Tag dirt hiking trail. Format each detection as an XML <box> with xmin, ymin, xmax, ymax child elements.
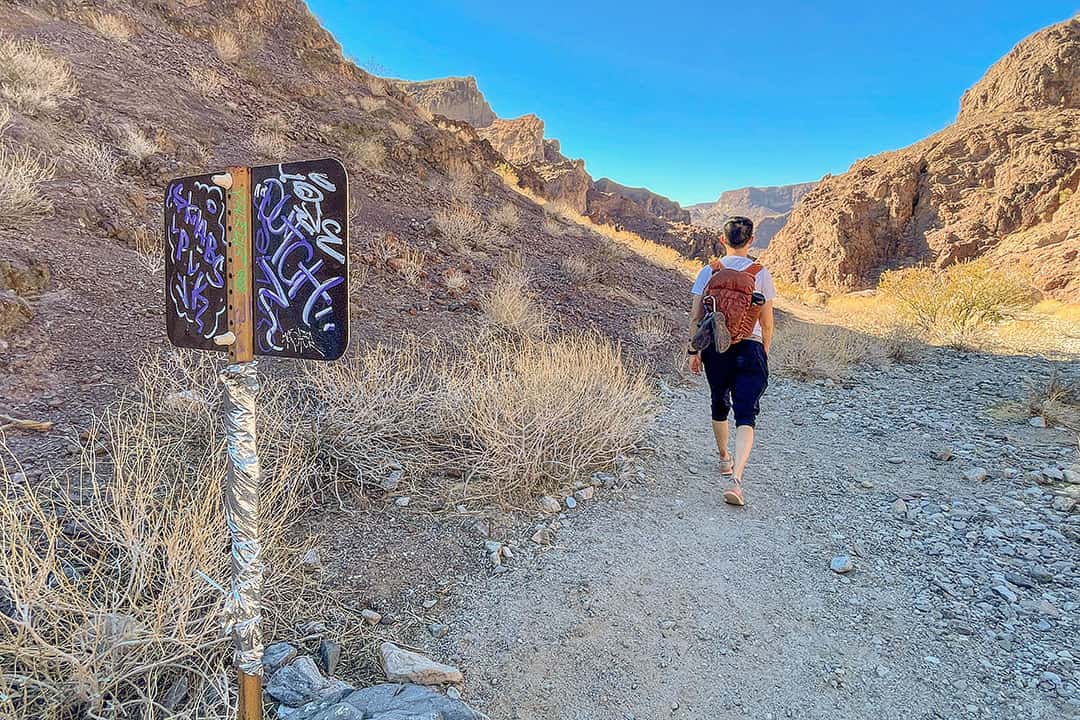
<box><xmin>439</xmin><ymin>350</ymin><xmax>1078</xmax><ymax>720</ymax></box>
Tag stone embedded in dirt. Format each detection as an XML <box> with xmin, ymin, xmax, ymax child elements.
<box><xmin>830</xmin><ymin>556</ymin><xmax>854</xmax><ymax>574</ymax></box>
<box><xmin>428</xmin><ymin>623</ymin><xmax>449</xmax><ymax>638</ymax></box>
<box><xmin>887</xmin><ymin>456</ymin><xmax>904</xmax><ymax>464</ymax></box>
<box><xmin>1028</xmin><ymin>416</ymin><xmax>1047</xmax><ymax>428</ymax></box>
<box><xmin>565</xmin><ymin>496</ymin><xmax>577</xmax><ymax>509</ymax></box>
<box><xmin>394</xmin><ymin>496</ymin><xmax>411</xmax><ymax>506</ymax></box>
<box><xmin>575</xmin><ymin>487</ymin><xmax>595</xmax><ymax>502</ymax></box>
<box><xmin>531</xmin><ymin>526</ymin><xmax>554</xmax><ymax>546</ymax></box>
<box><xmin>992</xmin><ymin>585</ymin><xmax>1018</xmax><ymax>604</ymax></box>
<box><xmin>422</xmin><ymin>599</ymin><xmax>438</xmax><ymax>609</ymax></box>
<box><xmin>381</xmin><ymin>469</ymin><xmax>403</xmax><ymax>492</ymax></box>
<box><xmin>483</xmin><ymin>540</ymin><xmax>502</xmax><ymax>554</ymax></box>
<box><xmin>538</xmin><ymin>496</ymin><xmax>562</xmax><ymax>514</ymax></box>
<box><xmin>380</xmin><ymin>642</ymin><xmax>464</xmax><ymax>685</ymax></box>
<box><xmin>499</xmin><ymin>545</ymin><xmax>513</xmax><ymax>560</ymax></box>
<box><xmin>318</xmin><ymin>639</ymin><xmax>342</xmax><ymax>676</ymax></box>
<box><xmin>962</xmin><ymin>468</ymin><xmax>988</xmax><ymax>482</ymax></box>
<box><xmin>266</xmin><ymin>656</ymin><xmax>352</xmax><ymax>708</ymax></box>
<box><xmin>931</xmin><ymin>448</ymin><xmax>954</xmax><ymax>462</ymax></box>
<box><xmin>302</xmin><ymin>548</ymin><xmax>321</xmax><ymax>569</ymax></box>
<box><xmin>1041</xmin><ymin>467</ymin><xmax>1065</xmax><ymax>482</ymax></box>
<box><xmin>1052</xmin><ymin>495</ymin><xmax>1077</xmax><ymax>513</ymax></box>
<box><xmin>263</xmin><ymin>642</ymin><xmax>299</xmax><ymax>675</ymax></box>
<box><xmin>1064</xmin><ymin>469</ymin><xmax>1080</xmax><ymax>484</ymax></box>
<box><xmin>361</xmin><ymin>609</ymin><xmax>383</xmax><ymax>625</ymax></box>
<box><xmin>891</xmin><ymin>498</ymin><xmax>908</xmax><ymax>515</ymax></box>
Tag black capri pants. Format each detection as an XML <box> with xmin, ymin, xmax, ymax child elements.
<box><xmin>701</xmin><ymin>339</ymin><xmax>768</xmax><ymax>427</ymax></box>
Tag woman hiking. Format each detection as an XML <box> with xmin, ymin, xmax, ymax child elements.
<box><xmin>687</xmin><ymin>216</ymin><xmax>776</xmax><ymax>506</ymax></box>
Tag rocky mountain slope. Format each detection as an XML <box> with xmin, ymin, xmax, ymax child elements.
<box><xmin>764</xmin><ymin>16</ymin><xmax>1080</xmax><ymax>301</ymax></box>
<box><xmin>399</xmin><ymin>76</ymin><xmax>720</xmax><ymax>257</ymax></box>
<box><xmin>689</xmin><ymin>181</ymin><xmax>816</xmax><ymax>248</ymax></box>
<box><xmin>0</xmin><ymin>0</ymin><xmax>691</xmax><ymax>434</ymax></box>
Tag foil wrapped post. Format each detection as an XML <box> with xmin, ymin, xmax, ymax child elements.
<box><xmin>220</xmin><ymin>361</ymin><xmax>264</xmax><ymax>676</ymax></box>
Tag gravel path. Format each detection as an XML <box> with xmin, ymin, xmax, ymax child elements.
<box><xmin>444</xmin><ymin>351</ymin><xmax>1079</xmax><ymax>720</ymax></box>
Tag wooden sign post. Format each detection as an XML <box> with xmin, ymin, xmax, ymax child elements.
<box><xmin>164</xmin><ymin>158</ymin><xmax>349</xmax><ymax>720</ymax></box>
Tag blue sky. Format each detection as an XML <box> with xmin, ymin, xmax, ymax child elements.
<box><xmin>307</xmin><ymin>1</ymin><xmax>1077</xmax><ymax>206</ymax></box>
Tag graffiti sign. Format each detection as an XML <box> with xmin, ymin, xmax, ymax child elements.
<box><xmin>251</xmin><ymin>159</ymin><xmax>348</xmax><ymax>360</ymax></box>
<box><xmin>164</xmin><ymin>158</ymin><xmax>349</xmax><ymax>361</ymax></box>
<box><xmin>164</xmin><ymin>173</ymin><xmax>229</xmax><ymax>352</ymax></box>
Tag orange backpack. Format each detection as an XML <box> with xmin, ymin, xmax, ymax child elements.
<box><xmin>702</xmin><ymin>259</ymin><xmax>764</xmax><ymax>348</ymax></box>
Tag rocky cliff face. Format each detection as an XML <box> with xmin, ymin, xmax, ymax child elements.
<box><xmin>592</xmin><ymin>179</ymin><xmax>690</xmax><ymax>223</ymax></box>
<box><xmin>477</xmin><ymin>114</ymin><xmax>546</xmax><ymax>165</ymax></box>
<box><xmin>393</xmin><ymin>76</ymin><xmax>497</xmax><ymax>127</ymax></box>
<box><xmin>764</xmin><ymin>16</ymin><xmax>1080</xmax><ymax>300</ymax></box>
<box><xmin>689</xmin><ymin>182</ymin><xmax>816</xmax><ymax>248</ymax></box>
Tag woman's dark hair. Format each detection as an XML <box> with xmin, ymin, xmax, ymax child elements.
<box><xmin>722</xmin><ymin>216</ymin><xmax>754</xmax><ymax>248</ymax></box>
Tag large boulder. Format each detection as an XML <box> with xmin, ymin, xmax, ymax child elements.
<box><xmin>379</xmin><ymin>642</ymin><xmax>464</xmax><ymax>686</ymax></box>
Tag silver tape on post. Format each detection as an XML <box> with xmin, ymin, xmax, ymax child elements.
<box><xmin>220</xmin><ymin>361</ymin><xmax>264</xmax><ymax>676</ymax></box>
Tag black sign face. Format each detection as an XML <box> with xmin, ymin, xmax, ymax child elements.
<box><xmin>250</xmin><ymin>158</ymin><xmax>349</xmax><ymax>361</ymax></box>
<box><xmin>164</xmin><ymin>159</ymin><xmax>349</xmax><ymax>361</ymax></box>
<box><xmin>164</xmin><ymin>173</ymin><xmax>229</xmax><ymax>352</ymax></box>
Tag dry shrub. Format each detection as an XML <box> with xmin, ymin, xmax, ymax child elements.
<box><xmin>347</xmin><ymin>137</ymin><xmax>384</xmax><ymax>171</ymax></box>
<box><xmin>393</xmin><ymin>245</ymin><xmax>424</xmax><ymax>287</ymax></box>
<box><xmin>0</xmin><ymin>352</ymin><xmax>314</xmax><ymax>719</ymax></box>
<box><xmin>387</xmin><ymin>119</ymin><xmax>413</xmax><ymax>141</ymax></box>
<box><xmin>66</xmin><ymin>137</ymin><xmax>120</xmax><ymax>183</ymax></box>
<box><xmin>0</xmin><ymin>144</ymin><xmax>54</xmax><ymax>224</ymax></box>
<box><xmin>1025</xmin><ymin>370</ymin><xmax>1080</xmax><ymax>430</ymax></box>
<box><xmin>482</xmin><ymin>267</ymin><xmax>545</xmax><ymax>338</ymax></box>
<box><xmin>0</xmin><ymin>105</ymin><xmax>10</xmax><ymax>135</ymax></box>
<box><xmin>251</xmin><ymin>128</ymin><xmax>288</xmax><ymax>160</ymax></box>
<box><xmin>211</xmin><ymin>29</ymin><xmax>241</xmax><ymax>63</ymax></box>
<box><xmin>119</xmin><ymin>125</ymin><xmax>159</xmax><ymax>163</ymax></box>
<box><xmin>543</xmin><ymin>214</ymin><xmax>566</xmax><ymax>238</ymax></box>
<box><xmin>445</xmin><ymin>334</ymin><xmax>656</xmax><ymax>500</ymax></box>
<box><xmin>89</xmin><ymin>13</ymin><xmax>134</xmax><ymax>42</ymax></box>
<box><xmin>0</xmin><ymin>36</ymin><xmax>76</xmax><ymax>115</ymax></box>
<box><xmin>433</xmin><ymin>204</ymin><xmax>492</xmax><ymax>252</ymax></box>
<box><xmin>358</xmin><ymin>95</ymin><xmax>384</xmax><ymax>113</ymax></box>
<box><xmin>189</xmin><ymin>67</ymin><xmax>227</xmax><ymax>97</ymax></box>
<box><xmin>879</xmin><ymin>260</ymin><xmax>1034</xmax><ymax>346</ymax></box>
<box><xmin>633</xmin><ymin>312</ymin><xmax>671</xmax><ymax>351</ymax></box>
<box><xmin>301</xmin><ymin>333</ymin><xmax>656</xmax><ymax>503</ymax></box>
<box><xmin>770</xmin><ymin>320</ymin><xmax>884</xmax><ymax>381</ymax></box>
<box><xmin>561</xmin><ymin>256</ymin><xmax>599</xmax><ymax>286</ymax></box>
<box><xmin>491</xmin><ymin>202</ymin><xmax>518</xmax><ymax>232</ymax></box>
<box><xmin>446</xmin><ymin>162</ymin><xmax>474</xmax><ymax>202</ymax></box>
<box><xmin>369</xmin><ymin>232</ymin><xmax>404</xmax><ymax>263</ymax></box>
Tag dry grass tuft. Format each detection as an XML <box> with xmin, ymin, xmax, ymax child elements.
<box><xmin>543</xmin><ymin>214</ymin><xmax>566</xmax><ymax>238</ymax></box>
<box><xmin>0</xmin><ymin>104</ymin><xmax>12</xmax><ymax>135</ymax></box>
<box><xmin>770</xmin><ymin>320</ymin><xmax>885</xmax><ymax>381</ymax></box>
<box><xmin>359</xmin><ymin>95</ymin><xmax>385</xmax><ymax>113</ymax></box>
<box><xmin>1025</xmin><ymin>370</ymin><xmax>1080</xmax><ymax>430</ymax></box>
<box><xmin>189</xmin><ymin>67</ymin><xmax>227</xmax><ymax>97</ymax></box>
<box><xmin>444</xmin><ymin>268</ymin><xmax>469</xmax><ymax>295</ymax></box>
<box><xmin>89</xmin><ymin>13</ymin><xmax>134</xmax><ymax>42</ymax></box>
<box><xmin>387</xmin><ymin>119</ymin><xmax>413</xmax><ymax>142</ymax></box>
<box><xmin>211</xmin><ymin>29</ymin><xmax>241</xmax><ymax>63</ymax></box>
<box><xmin>433</xmin><ymin>204</ymin><xmax>488</xmax><ymax>252</ymax></box>
<box><xmin>119</xmin><ymin>125</ymin><xmax>159</xmax><ymax>163</ymax></box>
<box><xmin>0</xmin><ymin>144</ymin><xmax>54</xmax><ymax>224</ymax></box>
<box><xmin>491</xmin><ymin>202</ymin><xmax>518</xmax><ymax>232</ymax></box>
<box><xmin>482</xmin><ymin>267</ymin><xmax>545</xmax><ymax>338</ymax></box>
<box><xmin>633</xmin><ymin>313</ymin><xmax>671</xmax><ymax>351</ymax></box>
<box><xmin>346</xmin><ymin>137</ymin><xmax>384</xmax><ymax>171</ymax></box>
<box><xmin>0</xmin><ymin>36</ymin><xmax>76</xmax><ymax>115</ymax></box>
<box><xmin>393</xmin><ymin>245</ymin><xmax>424</xmax><ymax>287</ymax></box>
<box><xmin>561</xmin><ymin>256</ymin><xmax>600</xmax><ymax>286</ymax></box>
<box><xmin>251</xmin><ymin>128</ymin><xmax>288</xmax><ymax>160</ymax></box>
<box><xmin>66</xmin><ymin>137</ymin><xmax>121</xmax><ymax>183</ymax></box>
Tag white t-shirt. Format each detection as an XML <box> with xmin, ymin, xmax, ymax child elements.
<box><xmin>691</xmin><ymin>256</ymin><xmax>777</xmax><ymax>341</ymax></box>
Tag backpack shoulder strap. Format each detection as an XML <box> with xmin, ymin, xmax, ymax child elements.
<box><xmin>743</xmin><ymin>262</ymin><xmax>763</xmax><ymax>276</ymax></box>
